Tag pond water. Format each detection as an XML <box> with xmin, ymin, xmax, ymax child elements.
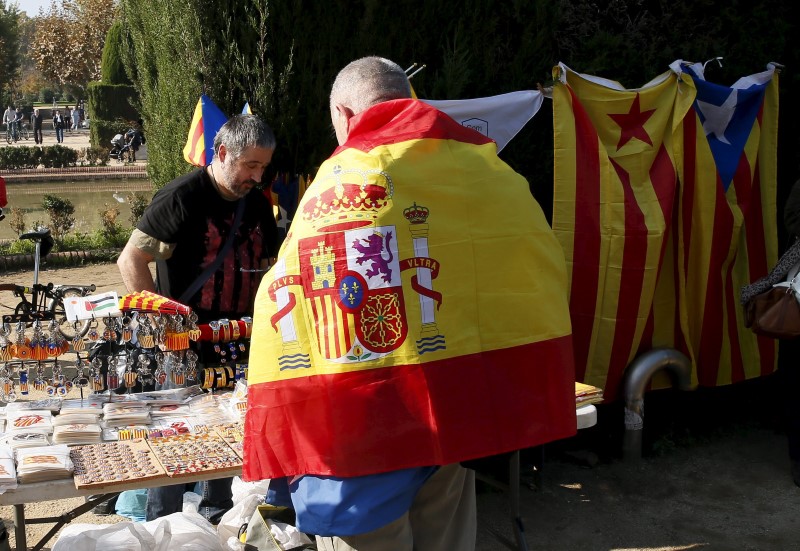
<box><xmin>2</xmin><ymin>180</ymin><xmax>154</xmax><ymax>241</ymax></box>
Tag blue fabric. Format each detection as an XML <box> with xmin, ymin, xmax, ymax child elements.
<box><xmin>115</xmin><ymin>489</ymin><xmax>148</xmax><ymax>522</ymax></box>
<box><xmin>683</xmin><ymin>64</ymin><xmax>769</xmax><ymax>192</ymax></box>
<box><xmin>267</xmin><ymin>467</ymin><xmax>437</xmax><ymax>536</ymax></box>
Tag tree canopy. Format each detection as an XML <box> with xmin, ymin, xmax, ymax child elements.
<box><xmin>119</xmin><ymin>0</ymin><xmax>800</xmax><ymax>206</ymax></box>
<box><xmin>28</xmin><ymin>0</ymin><xmax>118</xmax><ymax>95</ymax></box>
<box><xmin>0</xmin><ymin>0</ymin><xmax>22</xmax><ymax>106</ymax></box>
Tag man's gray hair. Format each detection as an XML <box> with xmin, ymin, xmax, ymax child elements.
<box><xmin>330</xmin><ymin>56</ymin><xmax>412</xmax><ymax>114</ymax></box>
<box><xmin>213</xmin><ymin>114</ymin><xmax>276</xmax><ymax>158</ymax></box>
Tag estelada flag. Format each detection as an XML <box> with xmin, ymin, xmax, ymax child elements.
<box><xmin>551</xmin><ymin>63</ymin><xmax>694</xmax><ymax>400</ymax></box>
<box><xmin>672</xmin><ymin>61</ymin><xmax>779</xmax><ymax>386</ymax></box>
<box><xmin>244</xmin><ymin>99</ymin><xmax>576</xmax><ymax>480</ymax></box>
<box><xmin>182</xmin><ymin>95</ymin><xmax>228</xmax><ymax>166</ymax></box>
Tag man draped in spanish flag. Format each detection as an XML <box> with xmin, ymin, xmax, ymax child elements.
<box><xmin>245</xmin><ymin>57</ymin><xmax>575</xmax><ymax>549</ymax></box>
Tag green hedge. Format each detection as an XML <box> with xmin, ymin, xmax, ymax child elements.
<box><xmin>0</xmin><ymin>145</ymin><xmax>79</xmax><ymax>169</ymax></box>
<box><xmin>86</xmin><ymin>82</ymin><xmax>139</xmax><ymax>148</ymax></box>
<box><xmin>89</xmin><ymin>117</ymin><xmax>131</xmax><ymax>151</ymax></box>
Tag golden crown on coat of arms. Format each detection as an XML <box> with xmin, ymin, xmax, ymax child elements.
<box><xmin>403</xmin><ymin>202</ymin><xmax>429</xmax><ymax>224</ymax></box>
<box><xmin>302</xmin><ymin>165</ymin><xmax>394</xmax><ymax>233</ymax></box>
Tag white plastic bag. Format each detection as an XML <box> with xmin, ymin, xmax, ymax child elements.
<box><xmin>53</xmin><ymin>512</ymin><xmax>222</xmax><ymax>551</ymax></box>
<box><xmin>182</xmin><ymin>490</ymin><xmax>202</xmax><ymax>514</ymax></box>
<box><xmin>53</xmin><ymin>521</ymin><xmax>154</xmax><ymax>551</ymax></box>
<box><xmin>217</xmin><ymin>492</ymin><xmax>263</xmax><ymax>550</ymax></box>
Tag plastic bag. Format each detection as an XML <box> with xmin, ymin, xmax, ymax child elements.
<box><xmin>217</xmin><ymin>493</ymin><xmax>263</xmax><ymax>551</ymax></box>
<box><xmin>53</xmin><ymin>512</ymin><xmax>222</xmax><ymax>551</ymax></box>
<box><xmin>52</xmin><ymin>522</ymin><xmax>154</xmax><ymax>551</ymax></box>
<box><xmin>218</xmin><ymin>476</ymin><xmax>271</xmax><ymax>549</ymax></box>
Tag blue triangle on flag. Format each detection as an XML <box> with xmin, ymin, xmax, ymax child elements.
<box><xmin>686</xmin><ymin>69</ymin><xmax>767</xmax><ymax>192</ymax></box>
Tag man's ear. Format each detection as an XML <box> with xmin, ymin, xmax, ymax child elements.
<box><xmin>217</xmin><ymin>143</ymin><xmax>227</xmax><ymax>163</ymax></box>
<box><xmin>335</xmin><ymin>103</ymin><xmax>355</xmax><ymax>129</ymax></box>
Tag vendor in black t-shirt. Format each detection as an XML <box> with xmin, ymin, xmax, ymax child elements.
<box><xmin>116</xmin><ymin>114</ymin><xmax>279</xmax><ymax>523</ymax></box>
<box><xmin>118</xmin><ymin>114</ymin><xmax>278</xmax><ymax>322</ymax></box>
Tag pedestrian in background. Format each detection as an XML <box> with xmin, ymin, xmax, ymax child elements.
<box><xmin>72</xmin><ymin>105</ymin><xmax>80</xmax><ymax>130</ymax></box>
<box><xmin>31</xmin><ymin>108</ymin><xmax>43</xmax><ymax>144</ymax></box>
<box><xmin>52</xmin><ymin>109</ymin><xmax>65</xmax><ymax>143</ymax></box>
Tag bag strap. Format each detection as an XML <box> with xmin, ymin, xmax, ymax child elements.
<box><xmin>178</xmin><ymin>198</ymin><xmax>246</xmax><ymax>304</ymax></box>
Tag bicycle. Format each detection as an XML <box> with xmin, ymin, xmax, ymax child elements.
<box><xmin>0</xmin><ymin>228</ymin><xmax>96</xmax><ymax>340</ymax></box>
<box><xmin>18</xmin><ymin>122</ymin><xmax>30</xmax><ymax>141</ymax></box>
<box><xmin>4</xmin><ymin>122</ymin><xmax>19</xmax><ymax>144</ymax></box>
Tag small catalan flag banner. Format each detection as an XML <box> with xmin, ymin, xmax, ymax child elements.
<box><xmin>119</xmin><ymin>291</ymin><xmax>191</xmax><ymax>315</ymax></box>
<box><xmin>245</xmin><ymin>99</ymin><xmax>576</xmax><ymax>480</ymax></box>
<box><xmin>182</xmin><ymin>95</ymin><xmax>228</xmax><ymax>167</ymax></box>
<box><xmin>242</xmin><ymin>102</ymin><xmax>252</xmax><ymax>115</ymax></box>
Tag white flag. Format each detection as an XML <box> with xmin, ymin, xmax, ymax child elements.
<box><xmin>422</xmin><ymin>90</ymin><xmax>543</xmax><ymax>153</ymax></box>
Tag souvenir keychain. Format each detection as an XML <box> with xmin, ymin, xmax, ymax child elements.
<box><xmin>1</xmin><ymin>365</ymin><xmax>16</xmax><ymax>402</ymax></box>
<box><xmin>73</xmin><ymin>357</ymin><xmax>89</xmax><ymax>389</ymax></box>
<box><xmin>0</xmin><ymin>322</ymin><xmax>12</xmax><ymax>361</ymax></box>
<box><xmin>28</xmin><ymin>320</ymin><xmax>46</xmax><ymax>361</ymax></box>
<box><xmin>154</xmin><ymin>352</ymin><xmax>167</xmax><ymax>386</ymax></box>
<box><xmin>124</xmin><ymin>354</ymin><xmax>137</xmax><ymax>389</ymax></box>
<box><xmin>13</xmin><ymin>321</ymin><xmax>31</xmax><ymax>360</ymax></box>
<box><xmin>91</xmin><ymin>356</ymin><xmax>106</xmax><ymax>391</ymax></box>
<box><xmin>121</xmin><ymin>316</ymin><xmax>134</xmax><ymax>343</ymax></box>
<box><xmin>137</xmin><ymin>353</ymin><xmax>154</xmax><ymax>386</ymax></box>
<box><xmin>171</xmin><ymin>351</ymin><xmax>185</xmax><ymax>386</ymax></box>
<box><xmin>19</xmin><ymin>364</ymin><xmax>28</xmax><ymax>396</ymax></box>
<box><xmin>106</xmin><ymin>356</ymin><xmax>119</xmax><ymax>391</ymax></box>
<box><xmin>185</xmin><ymin>349</ymin><xmax>198</xmax><ymax>383</ymax></box>
<box><xmin>72</xmin><ymin>320</ymin><xmax>86</xmax><ymax>351</ymax></box>
<box><xmin>33</xmin><ymin>362</ymin><xmax>47</xmax><ymax>391</ymax></box>
<box><xmin>187</xmin><ymin>312</ymin><xmax>201</xmax><ymax>341</ymax></box>
<box><xmin>102</xmin><ymin>316</ymin><xmax>118</xmax><ymax>341</ymax></box>
<box><xmin>138</xmin><ymin>316</ymin><xmax>155</xmax><ymax>348</ymax></box>
<box><xmin>87</xmin><ymin>319</ymin><xmax>100</xmax><ymax>342</ymax></box>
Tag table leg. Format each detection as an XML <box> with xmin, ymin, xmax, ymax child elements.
<box><xmin>509</xmin><ymin>451</ymin><xmax>530</xmax><ymax>551</ymax></box>
<box><xmin>13</xmin><ymin>504</ymin><xmax>26</xmax><ymax>551</ymax></box>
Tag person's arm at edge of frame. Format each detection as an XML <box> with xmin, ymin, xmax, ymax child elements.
<box><xmin>117</xmin><ymin>240</ymin><xmax>157</xmax><ymax>293</ymax></box>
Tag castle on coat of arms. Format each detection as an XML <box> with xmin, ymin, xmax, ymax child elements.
<box><xmin>310</xmin><ymin>242</ymin><xmax>336</xmax><ymax>290</ymax></box>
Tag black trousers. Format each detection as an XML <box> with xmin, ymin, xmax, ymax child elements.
<box><xmin>33</xmin><ymin>127</ymin><xmax>42</xmax><ymax>144</ymax></box>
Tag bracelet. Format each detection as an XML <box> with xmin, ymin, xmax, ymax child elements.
<box><xmin>231</xmin><ymin>320</ymin><xmax>241</xmax><ymax>340</ymax></box>
<box><xmin>219</xmin><ymin>319</ymin><xmax>231</xmax><ymax>342</ymax></box>
<box><xmin>208</xmin><ymin>320</ymin><xmax>220</xmax><ymax>343</ymax></box>
<box><xmin>241</xmin><ymin>316</ymin><xmax>253</xmax><ymax>338</ymax></box>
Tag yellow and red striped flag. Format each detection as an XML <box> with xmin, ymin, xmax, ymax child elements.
<box><xmin>673</xmin><ymin>62</ymin><xmax>780</xmax><ymax>386</ymax></box>
<box><xmin>244</xmin><ymin>99</ymin><xmax>576</xmax><ymax>479</ymax></box>
<box><xmin>182</xmin><ymin>95</ymin><xmax>228</xmax><ymax>167</ymax></box>
<box><xmin>551</xmin><ymin>64</ymin><xmax>695</xmax><ymax>400</ymax></box>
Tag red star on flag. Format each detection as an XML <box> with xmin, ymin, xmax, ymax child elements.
<box><xmin>608</xmin><ymin>94</ymin><xmax>655</xmax><ymax>151</ymax></box>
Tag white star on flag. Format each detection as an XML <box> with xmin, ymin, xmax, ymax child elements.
<box><xmin>696</xmin><ymin>89</ymin><xmax>738</xmax><ymax>145</ymax></box>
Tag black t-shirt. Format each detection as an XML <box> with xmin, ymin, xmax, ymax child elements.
<box><xmin>137</xmin><ymin>168</ymin><xmax>278</xmax><ymax>321</ymax></box>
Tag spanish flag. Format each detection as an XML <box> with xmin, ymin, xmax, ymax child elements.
<box><xmin>182</xmin><ymin>95</ymin><xmax>228</xmax><ymax>166</ymax></box>
<box><xmin>244</xmin><ymin>99</ymin><xmax>576</xmax><ymax>479</ymax></box>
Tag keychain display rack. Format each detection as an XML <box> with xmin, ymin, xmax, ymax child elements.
<box><xmin>0</xmin><ymin>291</ymin><xmax>254</xmax><ymax>405</ymax></box>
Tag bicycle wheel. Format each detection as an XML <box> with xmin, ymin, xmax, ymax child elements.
<box><xmin>21</xmin><ymin>127</ymin><xmax>29</xmax><ymax>140</ymax></box>
<box><xmin>49</xmin><ymin>287</ymin><xmax>92</xmax><ymax>339</ymax></box>
<box><xmin>5</xmin><ymin>131</ymin><xmax>10</xmax><ymax>144</ymax></box>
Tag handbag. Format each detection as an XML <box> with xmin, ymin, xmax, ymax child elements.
<box><xmin>745</xmin><ymin>266</ymin><xmax>800</xmax><ymax>339</ymax></box>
